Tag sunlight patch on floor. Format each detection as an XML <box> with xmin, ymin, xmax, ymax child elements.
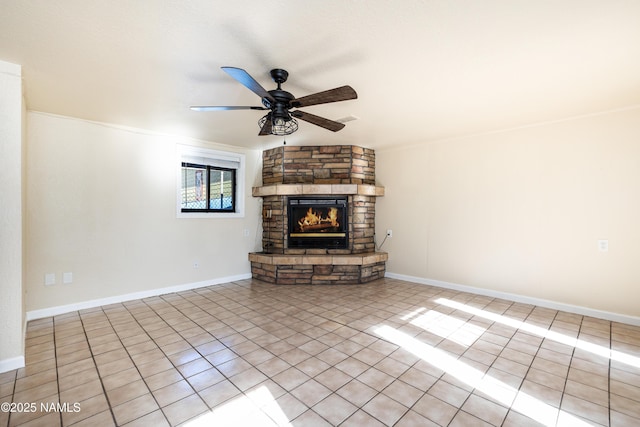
<box><xmin>435</xmin><ymin>297</ymin><xmax>640</xmax><ymax>369</ymax></box>
<box><xmin>375</xmin><ymin>324</ymin><xmax>594</xmax><ymax>426</ymax></box>
<box><xmin>404</xmin><ymin>308</ymin><xmax>486</xmax><ymax>347</ymax></box>
<box><xmin>184</xmin><ymin>385</ymin><xmax>289</xmax><ymax>427</ymax></box>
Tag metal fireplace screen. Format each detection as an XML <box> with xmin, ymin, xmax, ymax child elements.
<box><xmin>288</xmin><ymin>197</ymin><xmax>348</xmax><ymax>249</ymax></box>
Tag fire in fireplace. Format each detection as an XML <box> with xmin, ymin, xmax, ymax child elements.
<box><xmin>288</xmin><ymin>197</ymin><xmax>348</xmax><ymax>249</ymax></box>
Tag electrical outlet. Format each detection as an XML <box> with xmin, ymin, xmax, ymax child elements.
<box><xmin>44</xmin><ymin>273</ymin><xmax>55</xmax><ymax>286</ymax></box>
<box><xmin>386</xmin><ymin>229</ymin><xmax>393</xmax><ymax>237</ymax></box>
<box><xmin>598</xmin><ymin>239</ymin><xmax>609</xmax><ymax>252</ymax></box>
<box><xmin>63</xmin><ymin>272</ymin><xmax>73</xmax><ymax>284</ymax></box>
<box><xmin>243</xmin><ymin>229</ymin><xmax>250</xmax><ymax>237</ymax></box>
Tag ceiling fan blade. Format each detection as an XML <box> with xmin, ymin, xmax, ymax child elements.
<box><xmin>291</xmin><ymin>85</ymin><xmax>357</xmax><ymax>108</ymax></box>
<box><xmin>190</xmin><ymin>106</ymin><xmax>267</xmax><ymax>111</ymax></box>
<box><xmin>259</xmin><ymin>113</ymin><xmax>273</xmax><ymax>135</ymax></box>
<box><xmin>222</xmin><ymin>67</ymin><xmax>274</xmax><ymax>102</ymax></box>
<box><xmin>291</xmin><ymin>110</ymin><xmax>346</xmax><ymax>132</ymax></box>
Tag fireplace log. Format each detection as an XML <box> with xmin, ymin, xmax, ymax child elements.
<box><xmin>299</xmin><ymin>223</ymin><xmax>336</xmax><ymax>232</ymax></box>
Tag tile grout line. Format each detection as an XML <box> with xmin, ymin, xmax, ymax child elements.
<box><xmin>138</xmin><ymin>293</ymin><xmax>249</xmax><ymax>423</ymax></box>
<box><xmin>545</xmin><ymin>310</ymin><xmax>569</xmax><ymax>427</ymax></box>
<box><xmin>163</xmin><ymin>285</ymin><xmax>338</xmax><ymax>424</ymax></box>
<box><xmin>608</xmin><ymin>321</ymin><xmax>612</xmax><ymax>427</ymax></box>
<box><xmin>156</xmin><ymin>288</ymin><xmax>318</xmax><ymax>424</ymax></box>
<box><xmin>557</xmin><ymin>311</ymin><xmax>600</xmax><ymax>426</ymax></box>
<box><xmin>496</xmin><ymin>300</ymin><xmax>539</xmax><ymax>427</ymax></box>
<box><xmin>112</xmin><ymin>299</ymin><xmax>192</xmax><ymax>425</ymax></box>
<box><xmin>77</xmin><ymin>309</ymin><xmax>124</xmax><ymax>426</ymax></box>
<box><xmin>87</xmin><ymin>303</ymin><xmax>180</xmax><ymax>425</ymax></box>
<box><xmin>5</xmin><ymin>363</ymin><xmax>18</xmax><ymax>427</ymax></box>
<box><xmin>52</xmin><ymin>316</ymin><xmax>63</xmax><ymax>427</ymax></box>
<box><xmin>447</xmin><ymin>296</ymin><xmax>521</xmax><ymax>427</ymax></box>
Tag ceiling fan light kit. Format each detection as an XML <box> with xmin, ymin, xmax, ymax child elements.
<box><xmin>191</xmin><ymin>67</ymin><xmax>357</xmax><ymax>136</ymax></box>
<box><xmin>258</xmin><ymin>113</ymin><xmax>298</xmax><ymax>136</ymax></box>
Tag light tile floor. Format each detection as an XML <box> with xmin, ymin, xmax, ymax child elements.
<box><xmin>2</xmin><ymin>278</ymin><xmax>640</xmax><ymax>426</ymax></box>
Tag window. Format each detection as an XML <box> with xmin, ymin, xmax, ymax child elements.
<box><xmin>177</xmin><ymin>145</ymin><xmax>245</xmax><ymax>218</ymax></box>
<box><xmin>181</xmin><ymin>163</ymin><xmax>236</xmax><ymax>212</ymax></box>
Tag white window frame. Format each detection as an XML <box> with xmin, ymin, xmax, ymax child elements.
<box><xmin>177</xmin><ymin>144</ymin><xmax>245</xmax><ymax>218</ymax></box>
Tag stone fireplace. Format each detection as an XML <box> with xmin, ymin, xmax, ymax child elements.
<box><xmin>248</xmin><ymin>145</ymin><xmax>387</xmax><ymax>284</ymax></box>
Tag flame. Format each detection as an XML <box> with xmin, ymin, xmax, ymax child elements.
<box><xmin>328</xmin><ymin>207</ymin><xmax>338</xmax><ymax>226</ymax></box>
<box><xmin>297</xmin><ymin>207</ymin><xmax>339</xmax><ymax>231</ymax></box>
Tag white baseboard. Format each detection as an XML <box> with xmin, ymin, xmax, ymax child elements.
<box><xmin>0</xmin><ymin>356</ymin><xmax>25</xmax><ymax>373</ymax></box>
<box><xmin>385</xmin><ymin>272</ymin><xmax>640</xmax><ymax>326</ymax></box>
<box><xmin>26</xmin><ymin>274</ymin><xmax>252</xmax><ymax>322</ymax></box>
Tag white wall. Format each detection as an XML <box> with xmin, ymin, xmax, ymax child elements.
<box><xmin>18</xmin><ymin>99</ymin><xmax>640</xmax><ymax>337</ymax></box>
<box><xmin>25</xmin><ymin>112</ymin><xmax>262</xmax><ymax>314</ymax></box>
<box><xmin>0</xmin><ymin>60</ymin><xmax>24</xmax><ymax>372</ymax></box>
<box><xmin>377</xmin><ymin>106</ymin><xmax>640</xmax><ymax>319</ymax></box>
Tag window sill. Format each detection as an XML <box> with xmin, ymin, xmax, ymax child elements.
<box><xmin>177</xmin><ymin>211</ymin><xmax>244</xmax><ymax>219</ymax></box>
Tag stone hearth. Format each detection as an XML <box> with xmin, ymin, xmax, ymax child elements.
<box><xmin>248</xmin><ymin>252</ymin><xmax>388</xmax><ymax>285</ymax></box>
<box><xmin>249</xmin><ymin>145</ymin><xmax>387</xmax><ymax>285</ymax></box>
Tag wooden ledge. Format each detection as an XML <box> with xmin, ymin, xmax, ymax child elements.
<box><xmin>252</xmin><ymin>184</ymin><xmax>384</xmax><ymax>197</ymax></box>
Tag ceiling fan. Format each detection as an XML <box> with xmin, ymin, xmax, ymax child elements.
<box><xmin>191</xmin><ymin>67</ymin><xmax>357</xmax><ymax>136</ymax></box>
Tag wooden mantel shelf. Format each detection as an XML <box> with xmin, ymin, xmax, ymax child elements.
<box><xmin>252</xmin><ymin>183</ymin><xmax>385</xmax><ymax>197</ymax></box>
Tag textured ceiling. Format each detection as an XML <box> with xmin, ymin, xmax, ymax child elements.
<box><xmin>1</xmin><ymin>0</ymin><xmax>640</xmax><ymax>150</ymax></box>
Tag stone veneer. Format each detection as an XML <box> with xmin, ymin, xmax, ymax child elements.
<box><xmin>248</xmin><ymin>252</ymin><xmax>388</xmax><ymax>285</ymax></box>
<box><xmin>250</xmin><ymin>145</ymin><xmax>387</xmax><ymax>285</ymax></box>
<box><xmin>256</xmin><ymin>186</ymin><xmax>383</xmax><ymax>255</ymax></box>
<box><xmin>262</xmin><ymin>145</ymin><xmax>376</xmax><ymax>185</ymax></box>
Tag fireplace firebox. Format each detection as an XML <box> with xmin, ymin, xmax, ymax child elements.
<box><xmin>288</xmin><ymin>196</ymin><xmax>348</xmax><ymax>249</ymax></box>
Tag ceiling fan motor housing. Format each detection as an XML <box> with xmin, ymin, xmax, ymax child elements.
<box><xmin>272</xmin><ymin>93</ymin><xmax>295</xmax><ymax>122</ymax></box>
<box><xmin>265</xmin><ymin>70</ymin><xmax>295</xmax><ymax>123</ymax></box>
